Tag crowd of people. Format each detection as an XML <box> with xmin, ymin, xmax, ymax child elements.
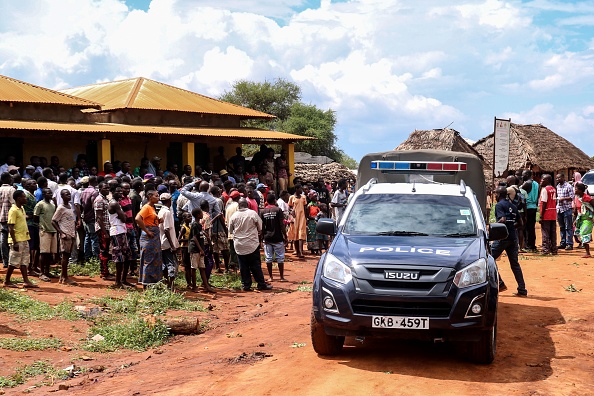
<box><xmin>492</xmin><ymin>169</ymin><xmax>592</xmax><ymax>297</ymax></box>
<box><xmin>0</xmin><ymin>149</ymin><xmax>355</xmax><ymax>293</ymax></box>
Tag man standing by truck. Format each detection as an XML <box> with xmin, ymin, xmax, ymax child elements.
<box><xmin>521</xmin><ymin>170</ymin><xmax>540</xmax><ymax>253</ymax></box>
<box><xmin>492</xmin><ymin>186</ymin><xmax>528</xmax><ymax>297</ymax></box>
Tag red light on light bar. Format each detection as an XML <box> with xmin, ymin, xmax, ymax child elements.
<box><xmin>443</xmin><ymin>163</ymin><xmax>459</xmax><ymax>171</ymax></box>
<box><xmin>427</xmin><ymin>163</ymin><xmax>443</xmax><ymax>170</ymax></box>
<box><xmin>460</xmin><ymin>163</ymin><xmax>467</xmax><ymax>171</ymax></box>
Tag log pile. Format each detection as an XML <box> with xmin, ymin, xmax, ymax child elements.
<box><xmin>294</xmin><ymin>163</ymin><xmax>356</xmax><ymax>184</ymax></box>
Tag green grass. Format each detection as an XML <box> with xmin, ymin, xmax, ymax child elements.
<box><xmin>0</xmin><ymin>360</ymin><xmax>68</xmax><ymax>388</ymax></box>
<box><xmin>0</xmin><ymin>337</ymin><xmax>63</xmax><ymax>352</ymax></box>
<box><xmin>83</xmin><ymin>317</ymin><xmax>170</xmax><ymax>353</ymax></box>
<box><xmin>56</xmin><ymin>257</ymin><xmax>115</xmax><ymax>277</ymax></box>
<box><xmin>0</xmin><ymin>289</ymin><xmax>79</xmax><ymax>321</ymax></box>
<box><xmin>92</xmin><ymin>283</ymin><xmax>205</xmax><ymax>316</ymax></box>
<box><xmin>297</xmin><ymin>285</ymin><xmax>313</xmax><ymax>292</ymax></box>
<box><xmin>209</xmin><ymin>272</ymin><xmax>243</xmax><ymax>290</ymax></box>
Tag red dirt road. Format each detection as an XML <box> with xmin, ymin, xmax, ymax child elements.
<box><xmin>2</xmin><ymin>242</ymin><xmax>594</xmax><ymax>395</ymax></box>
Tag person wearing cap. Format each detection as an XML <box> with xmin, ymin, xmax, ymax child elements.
<box><xmin>228</xmin><ymin>198</ymin><xmax>272</xmax><ymax>291</ymax></box>
<box><xmin>147</xmin><ymin>156</ymin><xmax>161</xmax><ymax>177</ymax></box>
<box><xmin>226</xmin><ymin>190</ymin><xmax>242</xmax><ymax>271</ymax></box>
<box><xmin>158</xmin><ymin>192</ymin><xmax>179</xmax><ymax>290</ymax></box>
<box><xmin>492</xmin><ymin>186</ymin><xmax>527</xmax><ymax>297</ymax></box>
<box><xmin>142</xmin><ymin>173</ymin><xmax>155</xmax><ymax>184</ymax></box>
<box><xmin>219</xmin><ymin>169</ymin><xmax>236</xmax><ymax>184</ymax></box>
<box><xmin>23</xmin><ymin>165</ymin><xmax>36</xmax><ymax>180</ymax></box>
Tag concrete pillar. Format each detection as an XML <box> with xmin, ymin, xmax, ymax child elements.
<box><xmin>182</xmin><ymin>142</ymin><xmax>195</xmax><ymax>176</ymax></box>
<box><xmin>283</xmin><ymin>142</ymin><xmax>295</xmax><ymax>187</ymax></box>
<box><xmin>98</xmin><ymin>139</ymin><xmax>111</xmax><ymax>166</ymax></box>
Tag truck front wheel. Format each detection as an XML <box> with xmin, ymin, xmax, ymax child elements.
<box><xmin>311</xmin><ymin>310</ymin><xmax>344</xmax><ymax>355</ymax></box>
<box><xmin>467</xmin><ymin>324</ymin><xmax>496</xmax><ymax>364</ymax></box>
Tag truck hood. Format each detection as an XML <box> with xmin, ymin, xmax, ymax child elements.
<box><xmin>330</xmin><ymin>234</ymin><xmax>483</xmax><ymax>269</ymax></box>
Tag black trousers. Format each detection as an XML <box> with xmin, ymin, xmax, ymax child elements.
<box><xmin>237</xmin><ymin>246</ymin><xmax>267</xmax><ymax>290</ymax></box>
<box><xmin>524</xmin><ymin>208</ymin><xmax>537</xmax><ymax>249</ymax></box>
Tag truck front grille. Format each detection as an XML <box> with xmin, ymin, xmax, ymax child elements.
<box><xmin>351</xmin><ymin>299</ymin><xmax>451</xmax><ymax>317</ymax></box>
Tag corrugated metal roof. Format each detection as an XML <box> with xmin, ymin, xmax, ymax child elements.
<box><xmin>0</xmin><ymin>119</ymin><xmax>312</xmax><ymax>141</ymax></box>
<box><xmin>0</xmin><ymin>74</ymin><xmax>101</xmax><ymax>108</ymax></box>
<box><xmin>60</xmin><ymin>77</ymin><xmax>275</xmax><ymax>118</ymax></box>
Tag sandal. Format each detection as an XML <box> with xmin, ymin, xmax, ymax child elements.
<box><xmin>3</xmin><ymin>283</ymin><xmax>18</xmax><ymax>288</ymax></box>
<box><xmin>23</xmin><ymin>283</ymin><xmax>39</xmax><ymax>288</ymax></box>
<box><xmin>39</xmin><ymin>275</ymin><xmax>51</xmax><ymax>282</ymax></box>
<box><xmin>581</xmin><ymin>255</ymin><xmax>592</xmax><ymax>258</ymax></box>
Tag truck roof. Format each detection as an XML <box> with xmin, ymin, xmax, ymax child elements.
<box><xmin>357</xmin><ymin>149</ymin><xmax>487</xmax><ymax>214</ymax></box>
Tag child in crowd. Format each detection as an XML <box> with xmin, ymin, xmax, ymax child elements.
<box><xmin>188</xmin><ymin>208</ymin><xmax>214</xmax><ymax>293</ymax></box>
<box><xmin>199</xmin><ymin>200</ymin><xmax>215</xmax><ymax>280</ymax></box>
<box><xmin>178</xmin><ymin>212</ymin><xmax>192</xmax><ymax>288</ymax></box>
<box><xmin>316</xmin><ymin>203</ymin><xmax>329</xmax><ymax>252</ymax></box>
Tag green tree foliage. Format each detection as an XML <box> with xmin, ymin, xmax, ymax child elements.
<box><xmin>220</xmin><ymin>79</ymin><xmax>356</xmax><ymax>167</ymax></box>
<box><xmin>219</xmin><ymin>78</ymin><xmax>301</xmax><ymax>127</ymax></box>
<box><xmin>278</xmin><ymin>103</ymin><xmax>339</xmax><ymax>159</ymax></box>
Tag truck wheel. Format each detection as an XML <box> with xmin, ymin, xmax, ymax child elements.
<box><xmin>468</xmin><ymin>324</ymin><xmax>496</xmax><ymax>364</ymax></box>
<box><xmin>311</xmin><ymin>310</ymin><xmax>344</xmax><ymax>355</ymax></box>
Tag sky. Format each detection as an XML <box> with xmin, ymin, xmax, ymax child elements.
<box><xmin>1</xmin><ymin>0</ymin><xmax>594</xmax><ymax>161</ymax></box>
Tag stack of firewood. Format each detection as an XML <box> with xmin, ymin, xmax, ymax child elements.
<box><xmin>294</xmin><ymin>163</ymin><xmax>356</xmax><ymax>184</ymax></box>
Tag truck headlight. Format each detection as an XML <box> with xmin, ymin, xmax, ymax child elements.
<box><xmin>453</xmin><ymin>258</ymin><xmax>486</xmax><ymax>289</ymax></box>
<box><xmin>323</xmin><ymin>254</ymin><xmax>352</xmax><ymax>284</ymax></box>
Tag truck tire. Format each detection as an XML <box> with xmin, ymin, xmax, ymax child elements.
<box><xmin>311</xmin><ymin>310</ymin><xmax>344</xmax><ymax>355</ymax></box>
<box><xmin>468</xmin><ymin>324</ymin><xmax>496</xmax><ymax>364</ymax></box>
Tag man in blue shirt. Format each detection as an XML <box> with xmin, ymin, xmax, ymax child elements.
<box><xmin>492</xmin><ymin>186</ymin><xmax>528</xmax><ymax>297</ymax></box>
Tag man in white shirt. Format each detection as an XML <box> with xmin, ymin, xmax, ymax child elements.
<box><xmin>159</xmin><ymin>193</ymin><xmax>179</xmax><ymax>289</ymax></box>
<box><xmin>228</xmin><ymin>198</ymin><xmax>271</xmax><ymax>292</ymax></box>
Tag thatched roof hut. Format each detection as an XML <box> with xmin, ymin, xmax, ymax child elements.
<box><xmin>396</xmin><ymin>128</ymin><xmax>482</xmax><ymax>156</ymax></box>
<box><xmin>395</xmin><ymin>128</ymin><xmax>492</xmax><ymax>178</ymax></box>
<box><xmin>472</xmin><ymin>123</ymin><xmax>594</xmax><ymax>176</ymax></box>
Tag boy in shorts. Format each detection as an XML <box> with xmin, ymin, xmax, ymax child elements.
<box><xmin>3</xmin><ymin>190</ymin><xmax>37</xmax><ymax>288</ymax></box>
<box><xmin>51</xmin><ymin>189</ymin><xmax>78</xmax><ymax>285</ymax></box>
<box><xmin>34</xmin><ymin>188</ymin><xmax>57</xmax><ymax>281</ymax></box>
<box><xmin>188</xmin><ymin>208</ymin><xmax>214</xmax><ymax>293</ymax></box>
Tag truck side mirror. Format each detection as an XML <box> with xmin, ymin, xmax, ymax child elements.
<box><xmin>316</xmin><ymin>218</ymin><xmax>337</xmax><ymax>236</ymax></box>
<box><xmin>488</xmin><ymin>223</ymin><xmax>508</xmax><ymax>241</ymax></box>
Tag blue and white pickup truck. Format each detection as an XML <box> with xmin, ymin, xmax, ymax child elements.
<box><xmin>311</xmin><ymin>150</ymin><xmax>507</xmax><ymax>363</ymax></box>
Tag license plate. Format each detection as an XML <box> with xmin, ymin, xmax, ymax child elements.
<box><xmin>372</xmin><ymin>316</ymin><xmax>429</xmax><ymax>329</ymax></box>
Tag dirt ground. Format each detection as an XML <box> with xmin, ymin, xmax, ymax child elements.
<box><xmin>1</xmin><ymin>228</ymin><xmax>594</xmax><ymax>396</ymax></box>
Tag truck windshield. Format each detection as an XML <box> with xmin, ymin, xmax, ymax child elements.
<box><xmin>343</xmin><ymin>194</ymin><xmax>476</xmax><ymax>236</ymax></box>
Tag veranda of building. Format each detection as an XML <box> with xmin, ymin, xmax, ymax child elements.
<box><xmin>0</xmin><ymin>75</ymin><xmax>311</xmax><ymax>181</ymax></box>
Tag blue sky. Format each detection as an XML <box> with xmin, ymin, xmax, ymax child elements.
<box><xmin>1</xmin><ymin>0</ymin><xmax>594</xmax><ymax>162</ymax></box>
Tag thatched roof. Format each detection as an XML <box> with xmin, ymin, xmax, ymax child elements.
<box><xmin>395</xmin><ymin>128</ymin><xmax>491</xmax><ymax>170</ymax></box>
<box><xmin>472</xmin><ymin>123</ymin><xmax>594</xmax><ymax>173</ymax></box>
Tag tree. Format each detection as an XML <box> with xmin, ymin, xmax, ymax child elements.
<box><xmin>219</xmin><ymin>78</ymin><xmax>301</xmax><ymax>127</ymax></box>
<box><xmin>219</xmin><ymin>79</ymin><xmax>354</xmax><ymax>166</ymax></box>
<box><xmin>278</xmin><ymin>103</ymin><xmax>339</xmax><ymax>159</ymax></box>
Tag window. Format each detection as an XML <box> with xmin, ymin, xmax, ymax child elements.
<box><xmin>343</xmin><ymin>194</ymin><xmax>476</xmax><ymax>236</ymax></box>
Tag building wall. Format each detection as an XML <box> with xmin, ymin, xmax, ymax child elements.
<box><xmin>23</xmin><ymin>136</ymin><xmax>88</xmax><ymax>168</ymax></box>
<box><xmin>0</xmin><ymin>102</ymin><xmax>86</xmax><ymax>122</ymax></box>
<box><xmin>86</xmin><ymin>109</ymin><xmax>243</xmax><ymax>128</ymax></box>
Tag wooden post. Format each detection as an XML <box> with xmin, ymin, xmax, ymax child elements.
<box><xmin>283</xmin><ymin>142</ymin><xmax>295</xmax><ymax>187</ymax></box>
<box><xmin>98</xmin><ymin>139</ymin><xmax>111</xmax><ymax>166</ymax></box>
<box><xmin>182</xmin><ymin>142</ymin><xmax>195</xmax><ymax>176</ymax></box>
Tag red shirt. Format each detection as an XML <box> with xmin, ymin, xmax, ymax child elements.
<box><xmin>539</xmin><ymin>185</ymin><xmax>557</xmax><ymax>221</ymax></box>
<box><xmin>246</xmin><ymin>197</ymin><xmax>259</xmax><ymax>212</ymax></box>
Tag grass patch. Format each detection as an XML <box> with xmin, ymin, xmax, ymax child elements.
<box><xmin>0</xmin><ymin>337</ymin><xmax>63</xmax><ymax>351</ymax></box>
<box><xmin>297</xmin><ymin>285</ymin><xmax>313</xmax><ymax>292</ymax></box>
<box><xmin>83</xmin><ymin>317</ymin><xmax>170</xmax><ymax>353</ymax></box>
<box><xmin>209</xmin><ymin>272</ymin><xmax>243</xmax><ymax>290</ymax></box>
<box><xmin>0</xmin><ymin>360</ymin><xmax>68</xmax><ymax>388</ymax></box>
<box><xmin>0</xmin><ymin>289</ymin><xmax>78</xmax><ymax>321</ymax></box>
<box><xmin>92</xmin><ymin>283</ymin><xmax>204</xmax><ymax>316</ymax></box>
<box><xmin>57</xmin><ymin>258</ymin><xmax>115</xmax><ymax>277</ymax></box>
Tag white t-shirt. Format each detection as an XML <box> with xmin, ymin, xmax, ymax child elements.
<box><xmin>53</xmin><ymin>184</ymin><xmax>81</xmax><ymax>211</ymax></box>
<box><xmin>159</xmin><ymin>205</ymin><xmax>179</xmax><ymax>250</ymax></box>
<box><xmin>331</xmin><ymin>189</ymin><xmax>348</xmax><ymax>223</ymax></box>
<box><xmin>277</xmin><ymin>197</ymin><xmax>289</xmax><ymax>213</ymax></box>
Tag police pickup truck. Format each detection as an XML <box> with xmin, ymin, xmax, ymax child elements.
<box><xmin>311</xmin><ymin>150</ymin><xmax>508</xmax><ymax>363</ymax></box>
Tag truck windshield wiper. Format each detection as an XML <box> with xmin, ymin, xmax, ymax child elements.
<box><xmin>441</xmin><ymin>232</ymin><xmax>476</xmax><ymax>237</ymax></box>
<box><xmin>375</xmin><ymin>231</ymin><xmax>429</xmax><ymax>236</ymax></box>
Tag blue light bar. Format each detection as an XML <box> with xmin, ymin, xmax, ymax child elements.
<box><xmin>370</xmin><ymin>161</ymin><xmax>467</xmax><ymax>171</ymax></box>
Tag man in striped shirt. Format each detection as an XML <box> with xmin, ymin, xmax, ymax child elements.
<box><xmin>555</xmin><ymin>173</ymin><xmax>574</xmax><ymax>251</ymax></box>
